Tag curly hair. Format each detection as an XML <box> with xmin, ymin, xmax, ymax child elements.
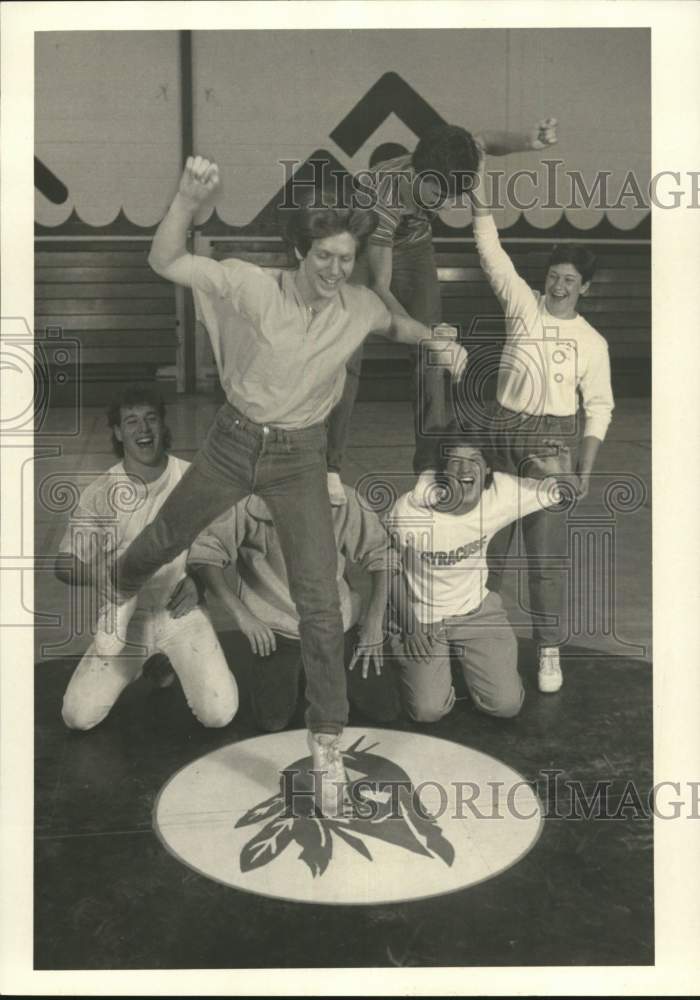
<box><xmin>283</xmin><ymin>186</ymin><xmax>378</xmax><ymax>258</ymax></box>
<box><xmin>106</xmin><ymin>385</ymin><xmax>171</xmax><ymax>458</ymax></box>
<box><xmin>412</xmin><ymin>125</ymin><xmax>481</xmax><ymax>198</ymax></box>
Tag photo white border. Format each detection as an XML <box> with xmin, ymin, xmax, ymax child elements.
<box><xmin>2</xmin><ymin>1</ymin><xmax>699</xmax><ymax>995</ymax></box>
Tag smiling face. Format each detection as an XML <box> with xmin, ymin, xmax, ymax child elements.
<box><xmin>114</xmin><ymin>403</ymin><xmax>167</xmax><ymax>474</ymax></box>
<box><xmin>544</xmin><ymin>262</ymin><xmax>590</xmax><ymax>319</ymax></box>
<box><xmin>442</xmin><ymin>446</ymin><xmax>491</xmax><ymax>515</ymax></box>
<box><xmin>300</xmin><ymin>232</ymin><xmax>357</xmax><ymax>302</ymax></box>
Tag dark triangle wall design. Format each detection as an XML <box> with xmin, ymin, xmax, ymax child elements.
<box><xmin>35</xmin><ymin>70</ymin><xmax>649</xmax><ymax>240</ymax></box>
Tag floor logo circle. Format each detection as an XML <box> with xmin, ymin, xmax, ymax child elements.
<box><xmin>154</xmin><ymin>727</ymin><xmax>543</xmax><ymax>905</ymax></box>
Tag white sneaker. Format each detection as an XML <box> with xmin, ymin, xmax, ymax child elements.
<box><xmin>327</xmin><ymin>472</ymin><xmax>347</xmax><ymax>507</ymax></box>
<box><xmin>538</xmin><ymin>646</ymin><xmax>563</xmax><ymax>693</ymax></box>
<box><xmin>307</xmin><ymin>730</ymin><xmax>348</xmax><ymax>818</ymax></box>
<box><xmin>94</xmin><ymin>595</ymin><xmax>137</xmax><ymax>657</ymax></box>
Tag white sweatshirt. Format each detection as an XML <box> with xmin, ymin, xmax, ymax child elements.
<box><xmin>474</xmin><ymin>215</ymin><xmax>614</xmax><ymax>442</ymax></box>
<box><xmin>59</xmin><ymin>456</ymin><xmax>190</xmax><ymax>612</ymax></box>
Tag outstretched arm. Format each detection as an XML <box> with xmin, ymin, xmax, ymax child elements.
<box><xmin>372</xmin><ymin>309</ymin><xmax>468</xmax><ymax>380</ymax></box>
<box><xmin>54</xmin><ymin>553</ymin><xmax>95</xmax><ymax>587</ymax></box>
<box><xmin>148</xmin><ymin>156</ymin><xmax>220</xmax><ymax>286</ymax></box>
<box><xmin>474</xmin><ymin>118</ymin><xmax>558</xmax><ymax>157</ymax></box>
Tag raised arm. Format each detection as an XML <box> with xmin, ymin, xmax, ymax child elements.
<box><xmin>474</xmin><ymin>117</ymin><xmax>558</xmax><ymax>158</ymax></box>
<box><xmin>148</xmin><ymin>155</ymin><xmax>220</xmax><ymax>287</ymax></box>
<box><xmin>468</xmin><ymin>147</ymin><xmax>541</xmax><ymax>335</ymax></box>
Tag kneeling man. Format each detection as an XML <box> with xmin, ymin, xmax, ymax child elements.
<box><xmin>55</xmin><ymin>386</ymin><xmax>238</xmax><ymax>730</ymax></box>
<box><xmin>387</xmin><ymin>439</ymin><xmax>565</xmax><ymax>722</ymax></box>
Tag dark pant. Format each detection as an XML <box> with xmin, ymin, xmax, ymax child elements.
<box><xmin>325</xmin><ymin>239</ymin><xmax>445</xmax><ymax>475</ymax></box>
<box><xmin>249</xmin><ymin>628</ymin><xmax>401</xmax><ymax>732</ymax></box>
<box><xmin>485</xmin><ymin>404</ymin><xmax>577</xmax><ymax>647</ymax></box>
<box><xmin>114</xmin><ymin>403</ymin><xmax>347</xmax><ymax>733</ymax></box>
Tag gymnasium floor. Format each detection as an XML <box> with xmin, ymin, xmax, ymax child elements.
<box><xmin>34</xmin><ymin>395</ymin><xmax>652</xmax><ymax>970</ymax></box>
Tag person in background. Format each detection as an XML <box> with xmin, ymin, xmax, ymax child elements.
<box><xmin>469</xmin><ymin>142</ymin><xmax>614</xmax><ymax>693</ymax></box>
<box><xmin>387</xmin><ymin>438</ymin><xmax>566</xmax><ymax>723</ymax></box>
<box><xmin>55</xmin><ymin>386</ymin><xmax>238</xmax><ymax>730</ymax></box>
<box><xmin>187</xmin><ymin>485</ymin><xmax>400</xmax><ymax>733</ymax></box>
<box><xmin>325</xmin><ymin>118</ymin><xmax>559</xmax><ymax>506</ymax></box>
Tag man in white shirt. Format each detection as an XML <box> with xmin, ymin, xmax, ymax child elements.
<box><xmin>55</xmin><ymin>387</ymin><xmax>238</xmax><ymax>730</ymax></box>
<box><xmin>387</xmin><ymin>441</ymin><xmax>563</xmax><ymax>723</ymax></box>
<box><xmin>187</xmin><ymin>486</ymin><xmax>400</xmax><ymax>732</ymax></box>
<box><xmin>469</xmin><ymin>146</ymin><xmax>614</xmax><ymax>693</ymax></box>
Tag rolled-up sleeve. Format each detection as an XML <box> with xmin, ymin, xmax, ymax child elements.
<box><xmin>188</xmin><ymin>508</ymin><xmax>240</xmax><ymax>569</ymax></box>
<box><xmin>339</xmin><ymin>493</ymin><xmax>398</xmax><ymax>574</ymax></box>
<box><xmin>190</xmin><ymin>255</ymin><xmax>276</xmax><ymax>327</ymax></box>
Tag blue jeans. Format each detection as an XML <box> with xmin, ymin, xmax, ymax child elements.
<box><xmin>326</xmin><ymin>238</ymin><xmax>445</xmax><ymax>475</ymax></box>
<box><xmin>114</xmin><ymin>403</ymin><xmax>347</xmax><ymax>734</ymax></box>
<box><xmin>485</xmin><ymin>404</ymin><xmax>576</xmax><ymax>647</ymax></box>
<box><xmin>249</xmin><ymin>628</ymin><xmax>401</xmax><ymax>732</ymax></box>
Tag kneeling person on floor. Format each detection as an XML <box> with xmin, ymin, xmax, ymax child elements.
<box><xmin>386</xmin><ymin>438</ymin><xmax>565</xmax><ymax>723</ymax></box>
<box><xmin>187</xmin><ymin>484</ymin><xmax>400</xmax><ymax>732</ymax></box>
<box><xmin>54</xmin><ymin>386</ymin><xmax>238</xmax><ymax>731</ymax></box>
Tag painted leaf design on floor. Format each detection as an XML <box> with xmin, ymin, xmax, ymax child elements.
<box><xmin>290</xmin><ymin>818</ymin><xmax>333</xmax><ymax>876</ymax></box>
<box><xmin>236</xmin><ymin>735</ymin><xmax>456</xmax><ymax>877</ymax></box>
<box><xmin>235</xmin><ymin>792</ymin><xmax>285</xmax><ymax>829</ymax></box>
<box><xmin>332</xmin><ymin>823</ymin><xmax>374</xmax><ymax>862</ymax></box>
<box><xmin>239</xmin><ymin>816</ymin><xmax>295</xmax><ymax>872</ymax></box>
<box><xmin>401</xmin><ymin>804</ymin><xmax>456</xmax><ymax>867</ymax></box>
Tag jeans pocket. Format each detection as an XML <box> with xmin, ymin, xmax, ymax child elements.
<box><xmin>214</xmin><ymin>406</ymin><xmax>237</xmax><ymax>435</ymax></box>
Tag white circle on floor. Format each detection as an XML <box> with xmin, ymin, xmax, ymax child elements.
<box><xmin>153</xmin><ymin>727</ymin><xmax>543</xmax><ymax>906</ymax></box>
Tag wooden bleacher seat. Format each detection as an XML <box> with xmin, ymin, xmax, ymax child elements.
<box><xmin>35</xmin><ymin>240</ymin><xmax>179</xmax><ymax>405</ymax></box>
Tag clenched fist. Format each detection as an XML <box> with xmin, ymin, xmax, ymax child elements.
<box><xmin>528</xmin><ymin>117</ymin><xmax>558</xmax><ymax>150</ymax></box>
<box><xmin>178</xmin><ymin>155</ymin><xmax>221</xmax><ymax>208</ymax></box>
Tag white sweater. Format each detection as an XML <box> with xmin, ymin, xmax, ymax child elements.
<box><xmin>474</xmin><ymin>215</ymin><xmax>614</xmax><ymax>442</ymax></box>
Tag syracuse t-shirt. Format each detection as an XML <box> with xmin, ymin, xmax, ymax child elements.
<box><xmin>387</xmin><ymin>471</ymin><xmax>560</xmax><ymax>624</ymax></box>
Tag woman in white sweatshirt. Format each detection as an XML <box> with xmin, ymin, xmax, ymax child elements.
<box><xmin>469</xmin><ymin>146</ymin><xmax>614</xmax><ymax>694</ymax></box>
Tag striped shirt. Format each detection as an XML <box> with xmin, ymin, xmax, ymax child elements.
<box><xmin>361</xmin><ymin>155</ymin><xmax>437</xmax><ymax>250</ymax></box>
